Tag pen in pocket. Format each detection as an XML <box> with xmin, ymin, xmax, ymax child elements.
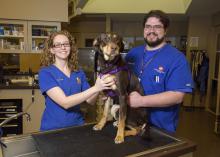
<box><xmin>155</xmin><ymin>75</ymin><xmax>159</xmax><ymax>83</ymax></box>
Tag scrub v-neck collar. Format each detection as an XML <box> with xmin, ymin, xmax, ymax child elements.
<box><xmin>52</xmin><ymin>64</ymin><xmax>71</xmax><ymax>79</ymax></box>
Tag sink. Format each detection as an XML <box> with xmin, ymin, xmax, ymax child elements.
<box><xmin>0</xmin><ymin>135</ymin><xmax>40</xmax><ymax>157</ymax></box>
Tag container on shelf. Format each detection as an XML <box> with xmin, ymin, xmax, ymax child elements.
<box><xmin>20</xmin><ymin>41</ymin><xmax>24</xmax><ymax>50</ymax></box>
<box><xmin>0</xmin><ymin>26</ymin><xmax>4</xmax><ymax>35</ymax></box>
<box><xmin>12</xmin><ymin>30</ymin><xmax>18</xmax><ymax>36</ymax></box>
<box><xmin>0</xmin><ymin>39</ymin><xmax>3</xmax><ymax>49</ymax></box>
<box><xmin>4</xmin><ymin>30</ymin><xmax>10</xmax><ymax>36</ymax></box>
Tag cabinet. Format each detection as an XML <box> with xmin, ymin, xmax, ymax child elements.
<box><xmin>0</xmin><ymin>99</ymin><xmax>22</xmax><ymax>136</ymax></box>
<box><xmin>0</xmin><ymin>89</ymin><xmax>45</xmax><ymax>134</ymax></box>
<box><xmin>28</xmin><ymin>21</ymin><xmax>61</xmax><ymax>52</ymax></box>
<box><xmin>0</xmin><ymin>19</ymin><xmax>61</xmax><ymax>53</ymax></box>
<box><xmin>0</xmin><ymin>20</ymin><xmax>27</xmax><ymax>53</ymax></box>
<box><xmin>206</xmin><ymin>29</ymin><xmax>220</xmax><ymax>134</ymax></box>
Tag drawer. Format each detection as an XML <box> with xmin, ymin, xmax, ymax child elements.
<box><xmin>2</xmin><ymin>126</ymin><xmax>22</xmax><ymax>136</ymax></box>
<box><xmin>0</xmin><ymin>118</ymin><xmax>20</xmax><ymax>124</ymax></box>
<box><xmin>0</xmin><ymin>106</ymin><xmax>18</xmax><ymax>112</ymax></box>
<box><xmin>0</xmin><ymin>113</ymin><xmax>19</xmax><ymax>118</ymax></box>
<box><xmin>0</xmin><ymin>101</ymin><xmax>20</xmax><ymax>106</ymax></box>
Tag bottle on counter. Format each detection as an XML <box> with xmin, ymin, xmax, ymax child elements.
<box><xmin>28</xmin><ymin>76</ymin><xmax>33</xmax><ymax>86</ymax></box>
<box><xmin>28</xmin><ymin>68</ymin><xmax>33</xmax><ymax>86</ymax></box>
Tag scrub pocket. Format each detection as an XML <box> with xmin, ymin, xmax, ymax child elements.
<box><xmin>152</xmin><ymin>70</ymin><xmax>166</xmax><ymax>91</ymax></box>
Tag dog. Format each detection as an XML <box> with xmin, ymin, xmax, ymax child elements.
<box><xmin>92</xmin><ymin>32</ymin><xmax>150</xmax><ymax>144</ymax></box>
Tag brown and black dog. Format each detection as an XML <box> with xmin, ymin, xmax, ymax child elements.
<box><xmin>93</xmin><ymin>32</ymin><xmax>150</xmax><ymax>144</ymax></box>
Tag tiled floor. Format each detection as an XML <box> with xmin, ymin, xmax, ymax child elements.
<box><xmin>176</xmin><ymin>108</ymin><xmax>220</xmax><ymax>157</ymax></box>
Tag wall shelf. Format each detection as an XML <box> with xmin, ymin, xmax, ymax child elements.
<box><xmin>0</xmin><ymin>19</ymin><xmax>61</xmax><ymax>53</ymax></box>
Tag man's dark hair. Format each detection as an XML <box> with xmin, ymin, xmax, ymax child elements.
<box><xmin>143</xmin><ymin>10</ymin><xmax>170</xmax><ymax>29</ymax></box>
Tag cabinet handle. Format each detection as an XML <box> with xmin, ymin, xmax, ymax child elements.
<box><xmin>2</xmin><ymin>124</ymin><xmax>18</xmax><ymax>127</ymax></box>
<box><xmin>0</xmin><ymin>106</ymin><xmax>17</xmax><ymax>108</ymax></box>
<box><xmin>0</xmin><ymin>117</ymin><xmax>18</xmax><ymax>120</ymax></box>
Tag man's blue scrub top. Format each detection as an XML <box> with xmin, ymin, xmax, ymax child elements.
<box><xmin>39</xmin><ymin>65</ymin><xmax>90</xmax><ymax>131</ymax></box>
<box><xmin>125</xmin><ymin>44</ymin><xmax>193</xmax><ymax>132</ymax></box>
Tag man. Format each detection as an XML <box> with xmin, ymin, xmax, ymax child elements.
<box><xmin>125</xmin><ymin>10</ymin><xmax>193</xmax><ymax>133</ymax></box>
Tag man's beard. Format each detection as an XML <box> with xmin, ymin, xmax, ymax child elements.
<box><xmin>144</xmin><ymin>33</ymin><xmax>165</xmax><ymax>48</ymax></box>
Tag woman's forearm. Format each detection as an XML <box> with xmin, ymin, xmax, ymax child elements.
<box><xmin>47</xmin><ymin>86</ymin><xmax>100</xmax><ymax>109</ymax></box>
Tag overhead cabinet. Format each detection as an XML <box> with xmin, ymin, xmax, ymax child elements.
<box><xmin>28</xmin><ymin>21</ymin><xmax>61</xmax><ymax>52</ymax></box>
<box><xmin>0</xmin><ymin>20</ymin><xmax>27</xmax><ymax>53</ymax></box>
<box><xmin>0</xmin><ymin>19</ymin><xmax>61</xmax><ymax>53</ymax></box>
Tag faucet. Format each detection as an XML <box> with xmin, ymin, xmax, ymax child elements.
<box><xmin>0</xmin><ymin>112</ymin><xmax>31</xmax><ymax>148</ymax></box>
<box><xmin>0</xmin><ymin>112</ymin><xmax>31</xmax><ymax>128</ymax></box>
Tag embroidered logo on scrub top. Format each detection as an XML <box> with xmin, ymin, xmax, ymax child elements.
<box><xmin>76</xmin><ymin>77</ymin><xmax>81</xmax><ymax>84</ymax></box>
<box><xmin>153</xmin><ymin>66</ymin><xmax>165</xmax><ymax>83</ymax></box>
<box><xmin>154</xmin><ymin>66</ymin><xmax>165</xmax><ymax>74</ymax></box>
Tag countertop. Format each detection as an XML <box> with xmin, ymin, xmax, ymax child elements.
<box><xmin>0</xmin><ymin>123</ymin><xmax>197</xmax><ymax>157</ymax></box>
<box><xmin>0</xmin><ymin>83</ymin><xmax>39</xmax><ymax>89</ymax></box>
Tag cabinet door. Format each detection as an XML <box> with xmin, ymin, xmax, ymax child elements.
<box><xmin>0</xmin><ymin>20</ymin><xmax>28</xmax><ymax>53</ymax></box>
<box><xmin>207</xmin><ymin>30</ymin><xmax>220</xmax><ymax>133</ymax></box>
<box><xmin>27</xmin><ymin>21</ymin><xmax>61</xmax><ymax>53</ymax></box>
<box><xmin>215</xmin><ymin>34</ymin><xmax>220</xmax><ymax>133</ymax></box>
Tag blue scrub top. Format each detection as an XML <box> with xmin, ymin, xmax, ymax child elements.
<box><xmin>39</xmin><ymin>65</ymin><xmax>90</xmax><ymax>131</ymax></box>
<box><xmin>125</xmin><ymin>44</ymin><xmax>193</xmax><ymax>132</ymax></box>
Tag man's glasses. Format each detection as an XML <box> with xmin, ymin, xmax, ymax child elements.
<box><xmin>53</xmin><ymin>42</ymin><xmax>70</xmax><ymax>48</ymax></box>
<box><xmin>144</xmin><ymin>25</ymin><xmax>164</xmax><ymax>30</ymax></box>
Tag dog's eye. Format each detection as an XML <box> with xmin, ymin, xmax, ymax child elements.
<box><xmin>111</xmin><ymin>46</ymin><xmax>116</xmax><ymax>50</ymax></box>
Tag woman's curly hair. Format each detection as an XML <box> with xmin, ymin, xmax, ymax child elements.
<box><xmin>40</xmin><ymin>30</ymin><xmax>78</xmax><ymax>72</ymax></box>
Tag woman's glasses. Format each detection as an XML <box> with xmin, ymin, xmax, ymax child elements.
<box><xmin>53</xmin><ymin>42</ymin><xmax>70</xmax><ymax>48</ymax></box>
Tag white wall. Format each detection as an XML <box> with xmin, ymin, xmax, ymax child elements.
<box><xmin>213</xmin><ymin>11</ymin><xmax>220</xmax><ymax>26</ymax></box>
<box><xmin>187</xmin><ymin>16</ymin><xmax>212</xmax><ymax>50</ymax></box>
<box><xmin>0</xmin><ymin>0</ymin><xmax>68</xmax><ymax>22</ymax></box>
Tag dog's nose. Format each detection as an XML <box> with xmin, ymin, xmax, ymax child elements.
<box><xmin>111</xmin><ymin>47</ymin><xmax>117</xmax><ymax>51</ymax></box>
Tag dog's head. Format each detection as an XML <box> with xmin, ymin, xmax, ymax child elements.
<box><xmin>93</xmin><ymin>32</ymin><xmax>124</xmax><ymax>61</ymax></box>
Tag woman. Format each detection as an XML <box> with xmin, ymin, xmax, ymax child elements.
<box><xmin>39</xmin><ymin>30</ymin><xmax>114</xmax><ymax>131</ymax></box>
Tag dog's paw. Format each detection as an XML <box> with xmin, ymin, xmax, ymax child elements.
<box><xmin>93</xmin><ymin>124</ymin><xmax>103</xmax><ymax>131</ymax></box>
<box><xmin>114</xmin><ymin>136</ymin><xmax>124</xmax><ymax>144</ymax></box>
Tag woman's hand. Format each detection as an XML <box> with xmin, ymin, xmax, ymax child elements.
<box><xmin>94</xmin><ymin>74</ymin><xmax>116</xmax><ymax>92</ymax></box>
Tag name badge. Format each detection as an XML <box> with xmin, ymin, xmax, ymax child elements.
<box><xmin>76</xmin><ymin>77</ymin><xmax>81</xmax><ymax>84</ymax></box>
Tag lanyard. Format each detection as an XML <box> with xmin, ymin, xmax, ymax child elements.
<box><xmin>138</xmin><ymin>47</ymin><xmax>162</xmax><ymax>81</ymax></box>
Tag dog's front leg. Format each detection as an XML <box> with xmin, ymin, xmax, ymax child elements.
<box><xmin>93</xmin><ymin>97</ymin><xmax>112</xmax><ymax>131</ymax></box>
<box><xmin>115</xmin><ymin>96</ymin><xmax>126</xmax><ymax>144</ymax></box>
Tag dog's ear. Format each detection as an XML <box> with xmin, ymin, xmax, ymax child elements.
<box><xmin>110</xmin><ymin>32</ymin><xmax>124</xmax><ymax>53</ymax></box>
<box><xmin>93</xmin><ymin>33</ymin><xmax>107</xmax><ymax>46</ymax></box>
<box><xmin>94</xmin><ymin>50</ymin><xmax>99</xmax><ymax>73</ymax></box>
<box><xmin>93</xmin><ymin>36</ymin><xmax>102</xmax><ymax>54</ymax></box>
<box><xmin>119</xmin><ymin>40</ymin><xmax>124</xmax><ymax>53</ymax></box>
<box><xmin>93</xmin><ymin>38</ymin><xmax>99</xmax><ymax>47</ymax></box>
<box><xmin>94</xmin><ymin>33</ymin><xmax>108</xmax><ymax>52</ymax></box>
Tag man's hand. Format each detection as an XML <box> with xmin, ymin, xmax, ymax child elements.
<box><xmin>128</xmin><ymin>91</ymin><xmax>143</xmax><ymax>108</ymax></box>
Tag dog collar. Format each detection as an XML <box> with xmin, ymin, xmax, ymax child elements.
<box><xmin>99</xmin><ymin>65</ymin><xmax>128</xmax><ymax>77</ymax></box>
<box><xmin>99</xmin><ymin>65</ymin><xmax>130</xmax><ymax>98</ymax></box>
<box><xmin>104</xmin><ymin>89</ymin><xmax>117</xmax><ymax>97</ymax></box>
